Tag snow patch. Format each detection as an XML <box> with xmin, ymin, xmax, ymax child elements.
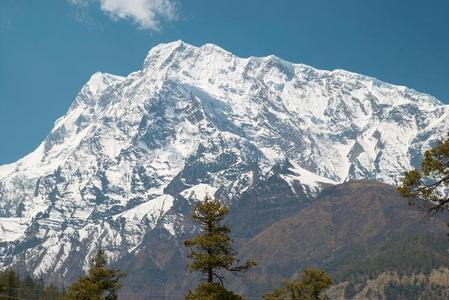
<box><xmin>181</xmin><ymin>184</ymin><xmax>218</xmax><ymax>202</ymax></box>
<box><xmin>115</xmin><ymin>194</ymin><xmax>174</xmax><ymax>225</ymax></box>
<box><xmin>0</xmin><ymin>218</ymin><xmax>27</xmax><ymax>242</ymax></box>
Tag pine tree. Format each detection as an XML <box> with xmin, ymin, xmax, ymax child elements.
<box><xmin>64</xmin><ymin>249</ymin><xmax>125</xmax><ymax>300</ymax></box>
<box><xmin>186</xmin><ymin>283</ymin><xmax>245</xmax><ymax>300</ymax></box>
<box><xmin>398</xmin><ymin>133</ymin><xmax>449</xmax><ymax>215</ymax></box>
<box><xmin>184</xmin><ymin>195</ymin><xmax>256</xmax><ymax>299</ymax></box>
<box><xmin>263</xmin><ymin>268</ymin><xmax>332</xmax><ymax>300</ymax></box>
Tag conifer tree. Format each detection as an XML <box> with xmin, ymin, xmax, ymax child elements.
<box><xmin>185</xmin><ymin>195</ymin><xmax>256</xmax><ymax>299</ymax></box>
<box><xmin>263</xmin><ymin>268</ymin><xmax>332</xmax><ymax>300</ymax></box>
<box><xmin>398</xmin><ymin>133</ymin><xmax>449</xmax><ymax>215</ymax></box>
<box><xmin>64</xmin><ymin>249</ymin><xmax>125</xmax><ymax>300</ymax></box>
<box><xmin>0</xmin><ymin>269</ymin><xmax>66</xmax><ymax>299</ymax></box>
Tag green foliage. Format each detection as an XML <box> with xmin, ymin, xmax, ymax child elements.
<box><xmin>185</xmin><ymin>283</ymin><xmax>245</xmax><ymax>300</ymax></box>
<box><xmin>384</xmin><ymin>282</ymin><xmax>424</xmax><ymax>300</ymax></box>
<box><xmin>64</xmin><ymin>249</ymin><xmax>125</xmax><ymax>300</ymax></box>
<box><xmin>398</xmin><ymin>133</ymin><xmax>449</xmax><ymax>214</ymax></box>
<box><xmin>333</xmin><ymin>235</ymin><xmax>449</xmax><ymax>281</ymax></box>
<box><xmin>263</xmin><ymin>268</ymin><xmax>332</xmax><ymax>300</ymax></box>
<box><xmin>0</xmin><ymin>269</ymin><xmax>65</xmax><ymax>300</ymax></box>
<box><xmin>185</xmin><ymin>195</ymin><xmax>256</xmax><ymax>298</ymax></box>
<box><xmin>324</xmin><ymin>234</ymin><xmax>449</xmax><ymax>298</ymax></box>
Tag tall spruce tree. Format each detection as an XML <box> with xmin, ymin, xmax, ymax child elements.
<box><xmin>64</xmin><ymin>249</ymin><xmax>125</xmax><ymax>300</ymax></box>
<box><xmin>184</xmin><ymin>195</ymin><xmax>256</xmax><ymax>299</ymax></box>
<box><xmin>398</xmin><ymin>133</ymin><xmax>449</xmax><ymax>215</ymax></box>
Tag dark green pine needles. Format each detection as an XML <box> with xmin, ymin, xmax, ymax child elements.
<box><xmin>398</xmin><ymin>132</ymin><xmax>449</xmax><ymax>215</ymax></box>
<box><xmin>64</xmin><ymin>249</ymin><xmax>125</xmax><ymax>300</ymax></box>
<box><xmin>185</xmin><ymin>194</ymin><xmax>256</xmax><ymax>299</ymax></box>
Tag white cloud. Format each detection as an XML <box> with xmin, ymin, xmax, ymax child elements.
<box><xmin>69</xmin><ymin>0</ymin><xmax>178</xmax><ymax>31</ymax></box>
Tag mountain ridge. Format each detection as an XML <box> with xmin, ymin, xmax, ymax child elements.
<box><xmin>0</xmin><ymin>41</ymin><xmax>448</xmax><ymax>292</ymax></box>
<box><xmin>231</xmin><ymin>181</ymin><xmax>449</xmax><ymax>298</ymax></box>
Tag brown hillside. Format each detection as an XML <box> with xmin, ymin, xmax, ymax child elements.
<box><xmin>233</xmin><ymin>180</ymin><xmax>449</xmax><ymax>297</ymax></box>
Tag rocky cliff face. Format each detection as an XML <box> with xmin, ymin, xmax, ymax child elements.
<box><xmin>0</xmin><ymin>41</ymin><xmax>448</xmax><ymax>297</ymax></box>
<box><xmin>329</xmin><ymin>268</ymin><xmax>449</xmax><ymax>300</ymax></box>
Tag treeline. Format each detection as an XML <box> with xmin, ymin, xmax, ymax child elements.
<box><xmin>0</xmin><ymin>270</ymin><xmax>65</xmax><ymax>300</ymax></box>
<box><xmin>0</xmin><ymin>249</ymin><xmax>124</xmax><ymax>300</ymax></box>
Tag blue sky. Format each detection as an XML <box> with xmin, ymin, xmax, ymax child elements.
<box><xmin>0</xmin><ymin>0</ymin><xmax>448</xmax><ymax>164</ymax></box>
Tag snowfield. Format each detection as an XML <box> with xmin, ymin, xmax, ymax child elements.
<box><xmin>0</xmin><ymin>41</ymin><xmax>448</xmax><ymax>278</ymax></box>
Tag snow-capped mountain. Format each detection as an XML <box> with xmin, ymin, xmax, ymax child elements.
<box><xmin>0</xmin><ymin>41</ymin><xmax>448</xmax><ymax>283</ymax></box>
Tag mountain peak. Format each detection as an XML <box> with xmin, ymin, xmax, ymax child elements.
<box><xmin>84</xmin><ymin>72</ymin><xmax>125</xmax><ymax>96</ymax></box>
<box><xmin>143</xmin><ymin>40</ymin><xmax>191</xmax><ymax>69</ymax></box>
<box><xmin>0</xmin><ymin>40</ymin><xmax>448</xmax><ymax>284</ymax></box>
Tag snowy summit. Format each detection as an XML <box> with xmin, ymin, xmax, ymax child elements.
<box><xmin>0</xmin><ymin>41</ymin><xmax>448</xmax><ymax>280</ymax></box>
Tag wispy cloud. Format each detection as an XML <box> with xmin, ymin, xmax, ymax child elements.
<box><xmin>68</xmin><ymin>0</ymin><xmax>103</xmax><ymax>30</ymax></box>
<box><xmin>69</xmin><ymin>0</ymin><xmax>178</xmax><ymax>31</ymax></box>
<box><xmin>68</xmin><ymin>0</ymin><xmax>90</xmax><ymax>8</ymax></box>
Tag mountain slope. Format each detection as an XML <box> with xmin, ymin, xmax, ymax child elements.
<box><xmin>0</xmin><ymin>41</ymin><xmax>448</xmax><ymax>291</ymax></box>
<box><xmin>234</xmin><ymin>181</ymin><xmax>449</xmax><ymax>298</ymax></box>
